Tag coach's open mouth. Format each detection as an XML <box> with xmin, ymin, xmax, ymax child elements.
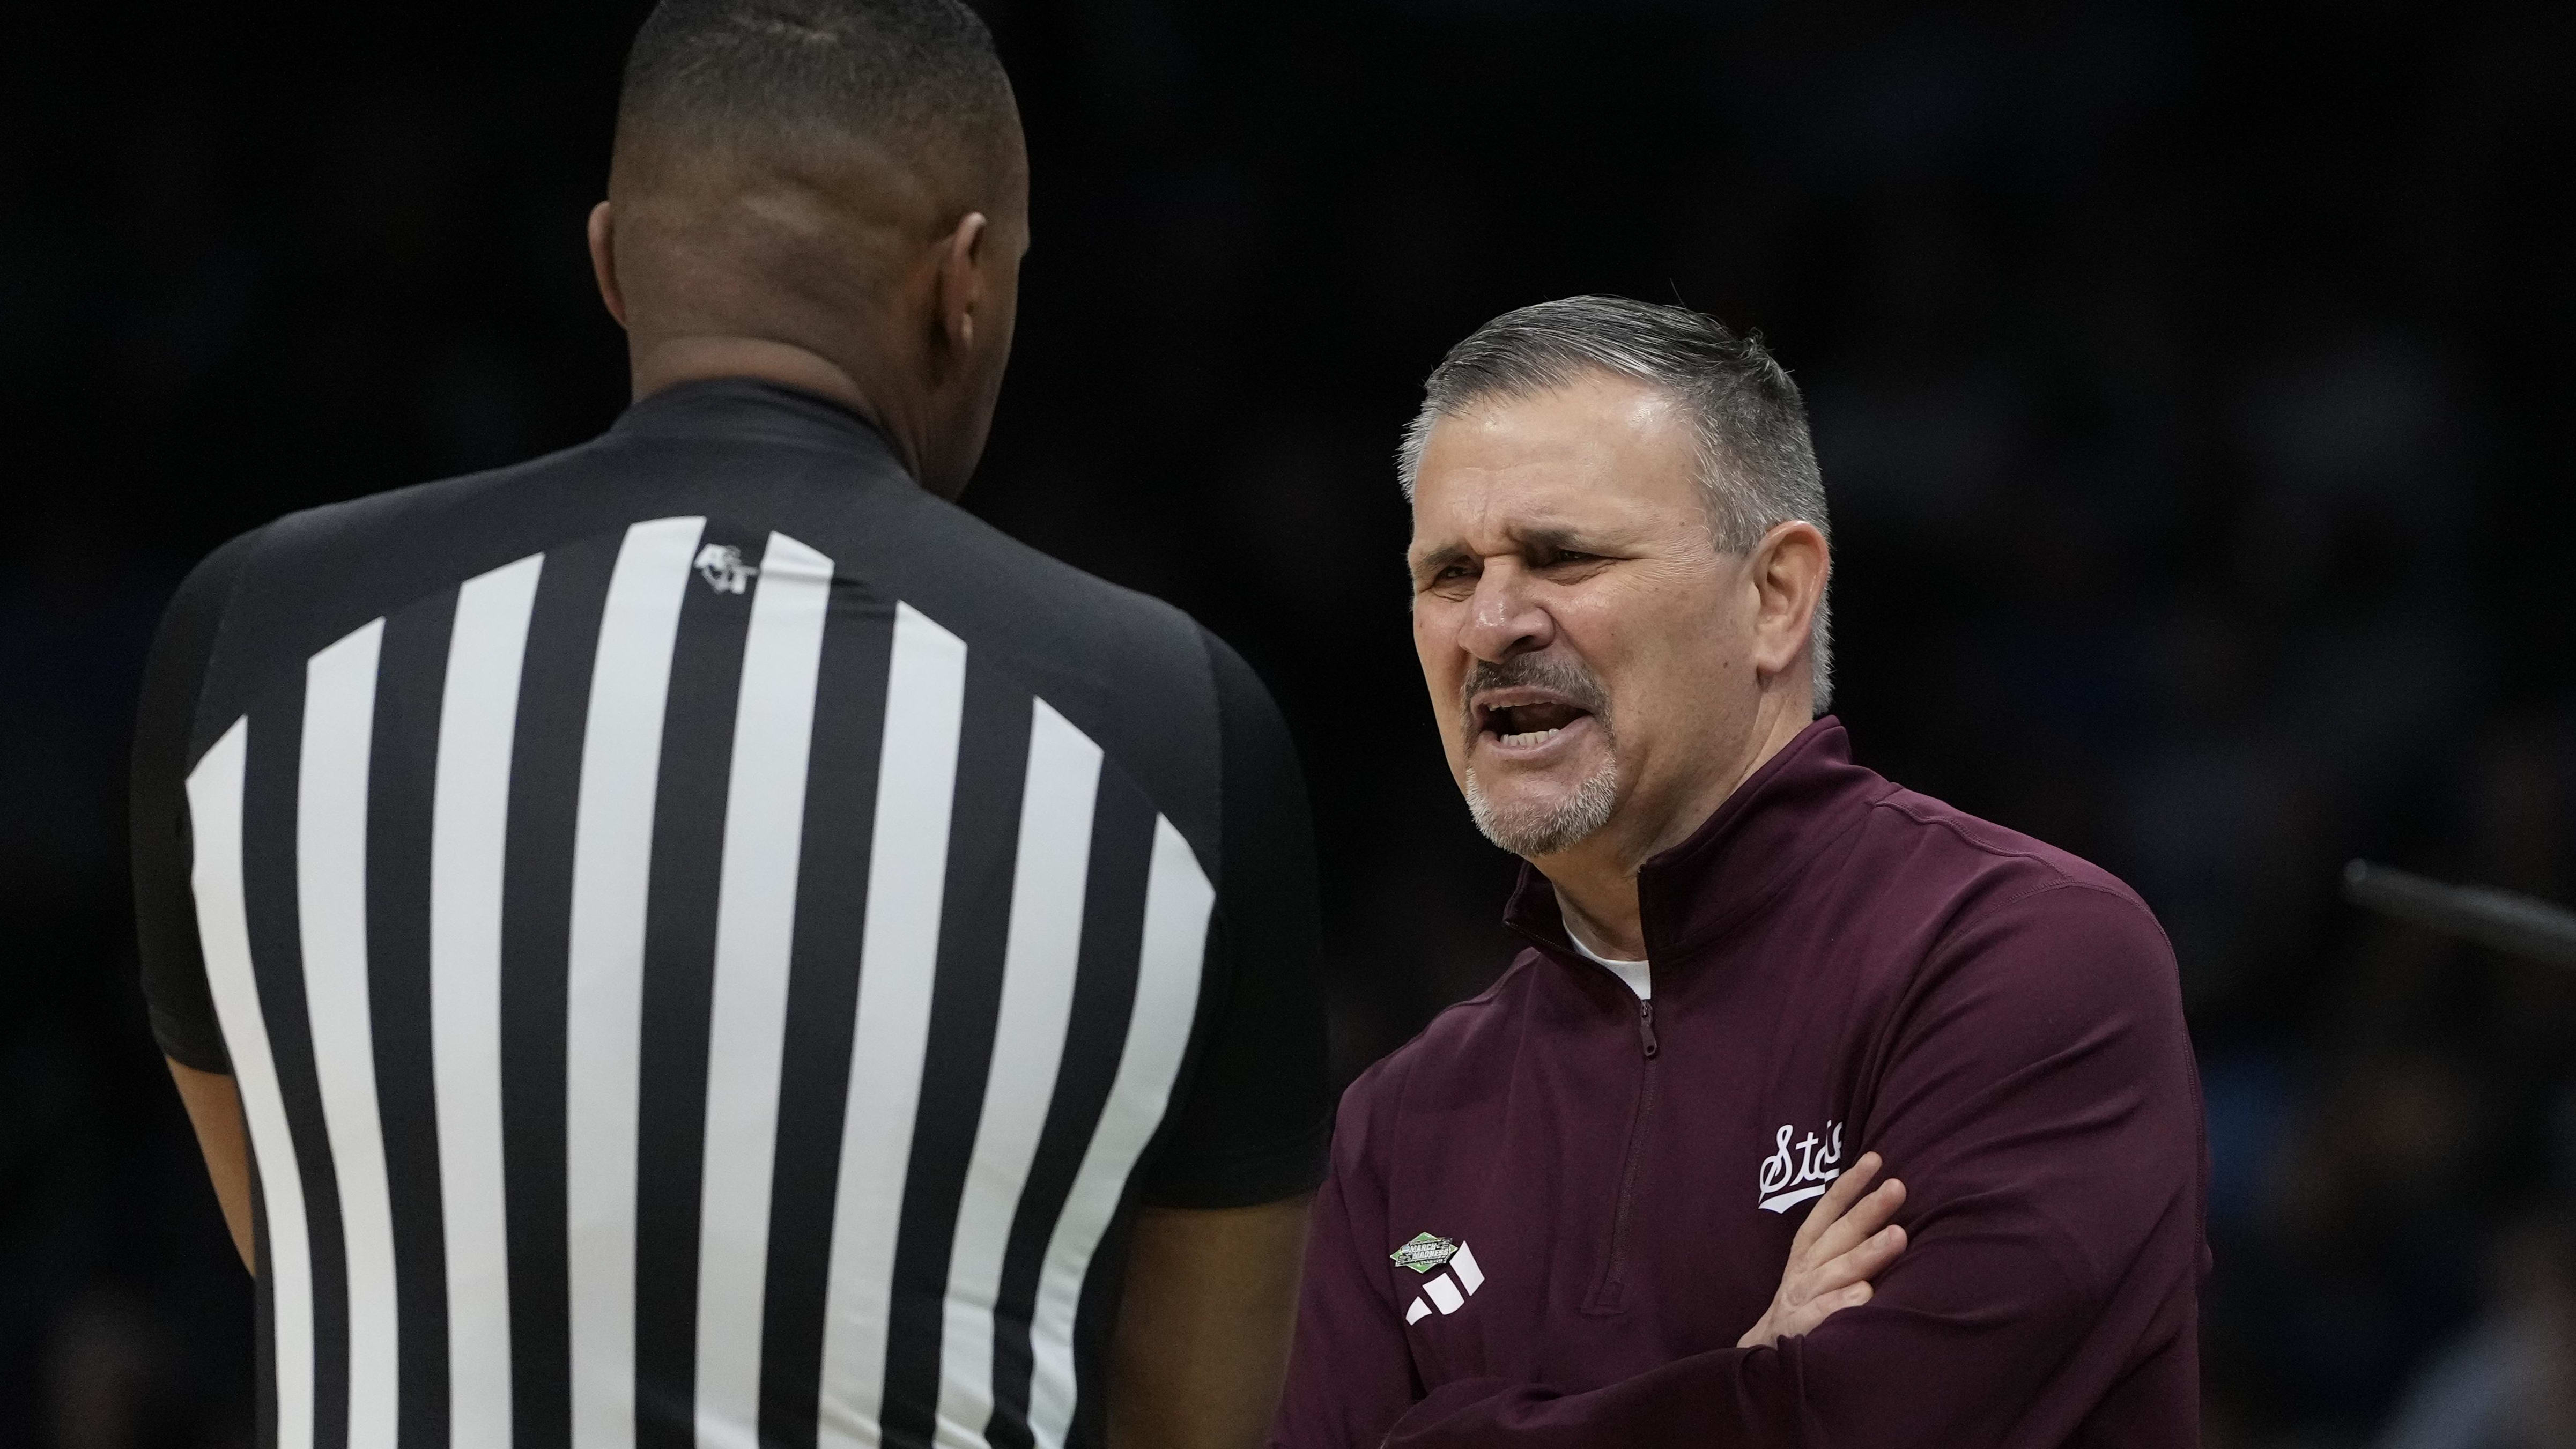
<box><xmin>1473</xmin><ymin>690</ymin><xmax>1596</xmax><ymax>750</ymax></box>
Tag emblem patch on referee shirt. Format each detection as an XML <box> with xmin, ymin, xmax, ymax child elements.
<box><xmin>694</xmin><ymin>543</ymin><xmax>758</xmax><ymax>594</ymax></box>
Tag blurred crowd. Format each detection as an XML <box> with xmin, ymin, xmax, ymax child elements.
<box><xmin>5</xmin><ymin>1</ymin><xmax>2572</xmax><ymax>1445</ymax></box>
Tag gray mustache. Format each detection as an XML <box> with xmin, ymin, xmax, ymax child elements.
<box><xmin>1459</xmin><ymin>655</ymin><xmax>1612</xmax><ymax>720</ymax></box>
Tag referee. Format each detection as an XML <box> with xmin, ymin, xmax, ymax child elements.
<box><xmin>127</xmin><ymin>5</ymin><xmax>1327</xmax><ymax>1449</ymax></box>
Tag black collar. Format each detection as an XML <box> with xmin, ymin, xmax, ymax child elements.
<box><xmin>609</xmin><ymin>377</ymin><xmax>904</xmax><ymax>471</ymax></box>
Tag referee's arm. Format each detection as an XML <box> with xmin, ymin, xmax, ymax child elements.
<box><xmin>168</xmin><ymin>1060</ymin><xmax>254</xmax><ymax>1268</ymax></box>
<box><xmin>1112</xmin><ymin>635</ymin><xmax>1331</xmax><ymax>1449</ymax></box>
<box><xmin>133</xmin><ymin>534</ymin><xmax>261</xmax><ymax>1270</ymax></box>
<box><xmin>1115</xmin><ymin>1194</ymin><xmax>1315</xmax><ymax>1449</ymax></box>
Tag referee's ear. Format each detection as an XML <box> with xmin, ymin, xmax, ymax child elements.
<box><xmin>933</xmin><ymin>209</ymin><xmax>991</xmax><ymax>360</ymax></box>
<box><xmin>588</xmin><ymin>202</ymin><xmax>629</xmax><ymax>330</ymax></box>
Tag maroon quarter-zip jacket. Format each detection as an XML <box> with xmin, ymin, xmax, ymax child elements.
<box><xmin>1273</xmin><ymin>720</ymin><xmax>2208</xmax><ymax>1448</ymax></box>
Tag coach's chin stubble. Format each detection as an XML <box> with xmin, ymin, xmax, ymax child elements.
<box><xmin>1463</xmin><ymin>743</ymin><xmax>1621</xmax><ymax>859</ymax></box>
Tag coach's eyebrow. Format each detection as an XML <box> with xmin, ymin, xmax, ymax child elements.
<box><xmin>1408</xmin><ymin>539</ymin><xmax>1472</xmax><ymax>576</ymax></box>
<box><xmin>1511</xmin><ymin>524</ymin><xmax>1604</xmax><ymax>553</ymax></box>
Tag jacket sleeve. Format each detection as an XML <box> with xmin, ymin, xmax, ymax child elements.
<box><xmin>1269</xmin><ymin>1064</ymin><xmax>1424</xmax><ymax>1447</ymax></box>
<box><xmin>1375</xmin><ymin>881</ymin><xmax>2208</xmax><ymax>1449</ymax></box>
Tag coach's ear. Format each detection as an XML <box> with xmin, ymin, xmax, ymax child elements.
<box><xmin>1746</xmin><ymin>519</ymin><xmax>1827</xmax><ymax>691</ymax></box>
<box><xmin>588</xmin><ymin>202</ymin><xmax>629</xmax><ymax>330</ymax></box>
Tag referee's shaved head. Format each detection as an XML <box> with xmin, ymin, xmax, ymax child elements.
<box><xmin>615</xmin><ymin>0</ymin><xmax>1017</xmax><ymax>193</ymax></box>
<box><xmin>589</xmin><ymin>0</ymin><xmax>1030</xmax><ymax>498</ymax></box>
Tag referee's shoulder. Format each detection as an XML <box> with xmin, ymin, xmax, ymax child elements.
<box><xmin>193</xmin><ymin>448</ymin><xmax>576</xmax><ymax>582</ymax></box>
<box><xmin>902</xmin><ymin>486</ymin><xmax>1218</xmax><ymax>668</ymax></box>
<box><xmin>153</xmin><ymin>469</ymin><xmax>499</xmax><ymax>653</ymax></box>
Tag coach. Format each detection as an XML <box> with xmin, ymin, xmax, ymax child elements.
<box><xmin>1270</xmin><ymin>297</ymin><xmax>2208</xmax><ymax>1448</ymax></box>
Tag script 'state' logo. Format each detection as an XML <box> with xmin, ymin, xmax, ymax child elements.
<box><xmin>1757</xmin><ymin>1120</ymin><xmax>1845</xmax><ymax>1213</ymax></box>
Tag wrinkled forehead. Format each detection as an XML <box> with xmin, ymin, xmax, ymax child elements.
<box><xmin>1407</xmin><ymin>381</ymin><xmax>1706</xmax><ymax>546</ymax></box>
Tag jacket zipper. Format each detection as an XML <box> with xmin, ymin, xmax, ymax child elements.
<box><xmin>1586</xmin><ymin>996</ymin><xmax>1662</xmax><ymax>1313</ymax></box>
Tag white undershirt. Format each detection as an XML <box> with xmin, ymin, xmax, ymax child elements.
<box><xmin>1558</xmin><ymin>897</ymin><xmax>1653</xmax><ymax>1000</ymax></box>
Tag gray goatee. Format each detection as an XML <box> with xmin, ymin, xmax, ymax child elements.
<box><xmin>1457</xmin><ymin>654</ymin><xmax>1618</xmax><ymax>858</ymax></box>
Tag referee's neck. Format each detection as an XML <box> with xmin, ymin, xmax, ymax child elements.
<box><xmin>628</xmin><ymin>335</ymin><xmax>916</xmax><ymax>476</ymax></box>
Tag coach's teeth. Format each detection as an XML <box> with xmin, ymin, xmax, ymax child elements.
<box><xmin>1498</xmin><ymin>728</ymin><xmax>1563</xmax><ymax>748</ymax></box>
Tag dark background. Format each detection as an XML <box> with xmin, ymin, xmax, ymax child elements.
<box><xmin>8</xmin><ymin>0</ymin><xmax>2574</xmax><ymax>1444</ymax></box>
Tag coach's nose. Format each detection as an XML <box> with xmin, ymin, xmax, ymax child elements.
<box><xmin>1458</xmin><ymin>561</ymin><xmax>1557</xmax><ymax>662</ymax></box>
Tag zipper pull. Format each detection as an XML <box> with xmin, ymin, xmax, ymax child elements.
<box><xmin>1638</xmin><ymin>999</ymin><xmax>1659</xmax><ymax>1059</ymax></box>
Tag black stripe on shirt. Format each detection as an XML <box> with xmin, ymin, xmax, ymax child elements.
<box><xmin>982</xmin><ymin>765</ymin><xmax>1157</xmax><ymax>1449</ymax></box>
<box><xmin>255</xmin><ymin>1161</ymin><xmax>278</xmax><ymax>1449</ymax></box>
<box><xmin>757</xmin><ymin>587</ymin><xmax>897</xmax><ymax>1449</ymax></box>
<box><xmin>876</xmin><ymin>661</ymin><xmax>1034</xmax><ymax>1449</ymax></box>
<box><xmin>242</xmin><ymin>658</ymin><xmax>353</xmax><ymax>1449</ymax></box>
<box><xmin>632</xmin><ymin>522</ymin><xmax>764</xmax><ymax>1448</ymax></box>
<box><xmin>500</xmin><ymin>530</ymin><xmax>624</xmax><ymax>1448</ymax></box>
<box><xmin>366</xmin><ymin>587</ymin><xmax>455</xmax><ymax>1449</ymax></box>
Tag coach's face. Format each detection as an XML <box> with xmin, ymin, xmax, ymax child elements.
<box><xmin>1408</xmin><ymin>372</ymin><xmax>1774</xmax><ymax>868</ymax></box>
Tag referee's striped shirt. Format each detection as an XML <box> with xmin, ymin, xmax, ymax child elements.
<box><xmin>131</xmin><ymin>380</ymin><xmax>1329</xmax><ymax>1449</ymax></box>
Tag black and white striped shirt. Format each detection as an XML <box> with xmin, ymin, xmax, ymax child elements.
<box><xmin>131</xmin><ymin>380</ymin><xmax>1328</xmax><ymax>1449</ymax></box>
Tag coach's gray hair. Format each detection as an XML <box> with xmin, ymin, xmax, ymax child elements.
<box><xmin>1397</xmin><ymin>295</ymin><xmax>1835</xmax><ymax>714</ymax></box>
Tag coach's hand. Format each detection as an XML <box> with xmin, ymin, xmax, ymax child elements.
<box><xmin>1737</xmin><ymin>1151</ymin><xmax>1907</xmax><ymax>1349</ymax></box>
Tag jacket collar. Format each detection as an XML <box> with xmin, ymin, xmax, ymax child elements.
<box><xmin>1501</xmin><ymin>716</ymin><xmax>1885</xmax><ymax>972</ymax></box>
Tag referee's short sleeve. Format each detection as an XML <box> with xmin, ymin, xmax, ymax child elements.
<box><xmin>1136</xmin><ymin>630</ymin><xmax>1330</xmax><ymax>1209</ymax></box>
<box><xmin>131</xmin><ymin>530</ymin><xmax>258</xmax><ymax>1074</ymax></box>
